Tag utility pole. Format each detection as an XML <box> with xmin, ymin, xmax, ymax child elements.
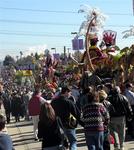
<box><xmin>64</xmin><ymin>46</ymin><xmax>66</xmax><ymax>59</ymax></box>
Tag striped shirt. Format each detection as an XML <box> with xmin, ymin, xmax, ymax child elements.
<box><xmin>81</xmin><ymin>102</ymin><xmax>109</xmax><ymax>131</ymax></box>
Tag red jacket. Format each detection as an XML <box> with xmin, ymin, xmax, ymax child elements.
<box><xmin>28</xmin><ymin>95</ymin><xmax>41</xmax><ymax>116</ymax></box>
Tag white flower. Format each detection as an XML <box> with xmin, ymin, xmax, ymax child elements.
<box><xmin>77</xmin><ymin>4</ymin><xmax>108</xmax><ymax>38</ymax></box>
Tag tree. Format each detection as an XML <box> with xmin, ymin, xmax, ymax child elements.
<box><xmin>35</xmin><ymin>52</ymin><xmax>40</xmax><ymax>60</ymax></box>
<box><xmin>20</xmin><ymin>51</ymin><xmax>23</xmax><ymax>58</ymax></box>
<box><xmin>3</xmin><ymin>55</ymin><xmax>15</xmax><ymax>66</ymax></box>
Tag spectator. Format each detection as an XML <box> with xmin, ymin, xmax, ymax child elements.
<box><xmin>0</xmin><ymin>87</ymin><xmax>11</xmax><ymax>124</ymax></box>
<box><xmin>0</xmin><ymin>114</ymin><xmax>14</xmax><ymax>150</ymax></box>
<box><xmin>28</xmin><ymin>88</ymin><xmax>46</xmax><ymax>140</ymax></box>
<box><xmin>124</xmin><ymin>83</ymin><xmax>134</xmax><ymax>138</ymax></box>
<box><xmin>22</xmin><ymin>89</ymin><xmax>32</xmax><ymax>121</ymax></box>
<box><xmin>108</xmin><ymin>86</ymin><xmax>133</xmax><ymax>150</ymax></box>
<box><xmin>76</xmin><ymin>86</ymin><xmax>92</xmax><ymax>112</ymax></box>
<box><xmin>38</xmin><ymin>101</ymin><xmax>66</xmax><ymax>150</ymax></box>
<box><xmin>11</xmin><ymin>92</ymin><xmax>22</xmax><ymax>122</ymax></box>
<box><xmin>81</xmin><ymin>91</ymin><xmax>109</xmax><ymax>150</ymax></box>
<box><xmin>98</xmin><ymin>89</ymin><xmax>114</xmax><ymax>150</ymax></box>
<box><xmin>51</xmin><ymin>86</ymin><xmax>81</xmax><ymax>150</ymax></box>
<box><xmin>71</xmin><ymin>85</ymin><xmax>80</xmax><ymax>102</ymax></box>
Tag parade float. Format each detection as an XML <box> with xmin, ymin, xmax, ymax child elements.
<box><xmin>71</xmin><ymin>4</ymin><xmax>134</xmax><ymax>87</ymax></box>
<box><xmin>2</xmin><ymin>5</ymin><xmax>134</xmax><ymax>91</ymax></box>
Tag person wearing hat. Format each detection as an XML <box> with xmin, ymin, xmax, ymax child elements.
<box><xmin>99</xmin><ymin>89</ymin><xmax>114</xmax><ymax>113</ymax></box>
<box><xmin>124</xmin><ymin>83</ymin><xmax>134</xmax><ymax>138</ymax></box>
<box><xmin>98</xmin><ymin>90</ymin><xmax>114</xmax><ymax>150</ymax></box>
<box><xmin>81</xmin><ymin>33</ymin><xmax>107</xmax><ymax>67</ymax></box>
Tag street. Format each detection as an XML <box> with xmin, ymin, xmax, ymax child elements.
<box><xmin>6</xmin><ymin>119</ymin><xmax>134</xmax><ymax>150</ymax></box>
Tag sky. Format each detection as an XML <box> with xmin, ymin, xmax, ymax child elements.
<box><xmin>0</xmin><ymin>0</ymin><xmax>134</xmax><ymax>60</ymax></box>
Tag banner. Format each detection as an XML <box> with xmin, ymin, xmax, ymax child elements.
<box><xmin>16</xmin><ymin>70</ymin><xmax>33</xmax><ymax>76</ymax></box>
<box><xmin>16</xmin><ymin>64</ymin><xmax>35</xmax><ymax>70</ymax></box>
<box><xmin>72</xmin><ymin>38</ymin><xmax>84</xmax><ymax>50</ymax></box>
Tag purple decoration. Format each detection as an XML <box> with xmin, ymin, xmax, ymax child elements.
<box><xmin>72</xmin><ymin>38</ymin><xmax>84</xmax><ymax>50</ymax></box>
<box><xmin>79</xmin><ymin>39</ymin><xmax>84</xmax><ymax>49</ymax></box>
<box><xmin>53</xmin><ymin>53</ymin><xmax>60</xmax><ymax>60</ymax></box>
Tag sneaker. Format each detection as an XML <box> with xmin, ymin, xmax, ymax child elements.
<box><xmin>34</xmin><ymin>138</ymin><xmax>38</xmax><ymax>141</ymax></box>
<box><xmin>120</xmin><ymin>147</ymin><xmax>124</xmax><ymax>150</ymax></box>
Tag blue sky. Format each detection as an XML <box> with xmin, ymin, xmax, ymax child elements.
<box><xmin>0</xmin><ymin>0</ymin><xmax>134</xmax><ymax>60</ymax></box>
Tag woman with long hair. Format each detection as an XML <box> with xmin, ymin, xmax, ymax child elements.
<box><xmin>38</xmin><ymin>101</ymin><xmax>67</xmax><ymax>150</ymax></box>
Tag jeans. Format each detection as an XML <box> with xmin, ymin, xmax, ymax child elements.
<box><xmin>64</xmin><ymin>128</ymin><xmax>77</xmax><ymax>150</ymax></box>
<box><xmin>85</xmin><ymin>131</ymin><xmax>104</xmax><ymax>150</ymax></box>
<box><xmin>109</xmin><ymin>116</ymin><xmax>126</xmax><ymax>149</ymax></box>
<box><xmin>31</xmin><ymin>115</ymin><xmax>39</xmax><ymax>139</ymax></box>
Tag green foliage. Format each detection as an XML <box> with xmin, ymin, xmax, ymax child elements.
<box><xmin>35</xmin><ymin>52</ymin><xmax>40</xmax><ymax>60</ymax></box>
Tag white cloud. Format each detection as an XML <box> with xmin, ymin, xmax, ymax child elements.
<box><xmin>23</xmin><ymin>44</ymin><xmax>47</xmax><ymax>56</ymax></box>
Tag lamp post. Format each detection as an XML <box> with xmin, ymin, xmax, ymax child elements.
<box><xmin>67</xmin><ymin>48</ymin><xmax>71</xmax><ymax>57</ymax></box>
<box><xmin>51</xmin><ymin>48</ymin><xmax>56</xmax><ymax>54</ymax></box>
<box><xmin>71</xmin><ymin>32</ymin><xmax>78</xmax><ymax>35</ymax></box>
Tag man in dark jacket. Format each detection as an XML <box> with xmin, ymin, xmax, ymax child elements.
<box><xmin>108</xmin><ymin>86</ymin><xmax>133</xmax><ymax>150</ymax></box>
<box><xmin>124</xmin><ymin>83</ymin><xmax>134</xmax><ymax>138</ymax></box>
<box><xmin>51</xmin><ymin>86</ymin><xmax>81</xmax><ymax>150</ymax></box>
<box><xmin>0</xmin><ymin>86</ymin><xmax>11</xmax><ymax>124</ymax></box>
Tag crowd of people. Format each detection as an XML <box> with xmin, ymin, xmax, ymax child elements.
<box><xmin>0</xmin><ymin>68</ymin><xmax>134</xmax><ymax>150</ymax></box>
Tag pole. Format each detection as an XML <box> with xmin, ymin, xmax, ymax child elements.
<box><xmin>64</xmin><ymin>46</ymin><xmax>66</xmax><ymax>59</ymax></box>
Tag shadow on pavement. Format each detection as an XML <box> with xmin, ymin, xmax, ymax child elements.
<box><xmin>13</xmin><ymin>137</ymin><xmax>40</xmax><ymax>146</ymax></box>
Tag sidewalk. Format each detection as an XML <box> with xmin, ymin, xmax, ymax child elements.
<box><xmin>7</xmin><ymin>120</ymin><xmax>41</xmax><ymax>150</ymax></box>
<box><xmin>6</xmin><ymin>119</ymin><xmax>134</xmax><ymax>150</ymax></box>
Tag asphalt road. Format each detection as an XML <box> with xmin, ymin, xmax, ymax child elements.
<box><xmin>6</xmin><ymin>119</ymin><xmax>134</xmax><ymax>150</ymax></box>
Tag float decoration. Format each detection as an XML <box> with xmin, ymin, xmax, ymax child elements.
<box><xmin>77</xmin><ymin>5</ymin><xmax>107</xmax><ymax>71</ymax></box>
<box><xmin>122</xmin><ymin>25</ymin><xmax>134</xmax><ymax>38</ymax></box>
<box><xmin>102</xmin><ymin>30</ymin><xmax>117</xmax><ymax>54</ymax></box>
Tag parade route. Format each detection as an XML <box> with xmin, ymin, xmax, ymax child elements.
<box><xmin>6</xmin><ymin>119</ymin><xmax>134</xmax><ymax>150</ymax></box>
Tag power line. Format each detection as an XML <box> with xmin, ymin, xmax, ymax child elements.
<box><xmin>0</xmin><ymin>31</ymin><xmax>72</xmax><ymax>37</ymax></box>
<box><xmin>0</xmin><ymin>30</ymin><xmax>69</xmax><ymax>35</ymax></box>
<box><xmin>0</xmin><ymin>30</ymin><xmax>130</xmax><ymax>38</ymax></box>
<box><xmin>0</xmin><ymin>19</ymin><xmax>79</xmax><ymax>26</ymax></box>
<box><xmin>0</xmin><ymin>7</ymin><xmax>132</xmax><ymax>16</ymax></box>
<box><xmin>0</xmin><ymin>7</ymin><xmax>76</xmax><ymax>14</ymax></box>
<box><xmin>0</xmin><ymin>19</ymin><xmax>132</xmax><ymax>27</ymax></box>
